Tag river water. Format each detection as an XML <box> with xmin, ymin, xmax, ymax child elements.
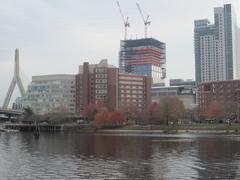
<box><xmin>0</xmin><ymin>132</ymin><xmax>240</xmax><ymax>179</ymax></box>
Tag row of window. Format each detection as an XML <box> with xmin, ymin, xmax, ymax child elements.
<box><xmin>119</xmin><ymin>80</ymin><xmax>144</xmax><ymax>85</ymax></box>
<box><xmin>120</xmin><ymin>94</ymin><xmax>143</xmax><ymax>98</ymax></box>
<box><xmin>96</xmin><ymin>79</ymin><xmax>107</xmax><ymax>83</ymax></box>
<box><xmin>120</xmin><ymin>90</ymin><xmax>143</xmax><ymax>94</ymax></box>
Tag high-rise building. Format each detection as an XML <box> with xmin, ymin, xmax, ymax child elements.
<box><xmin>119</xmin><ymin>38</ymin><xmax>166</xmax><ymax>85</ymax></box>
<box><xmin>18</xmin><ymin>74</ymin><xmax>76</xmax><ymax>114</ymax></box>
<box><xmin>194</xmin><ymin>4</ymin><xmax>240</xmax><ymax>84</ymax></box>
<box><xmin>75</xmin><ymin>60</ymin><xmax>152</xmax><ymax>114</ymax></box>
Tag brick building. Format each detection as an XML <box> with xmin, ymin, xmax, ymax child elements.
<box><xmin>118</xmin><ymin>74</ymin><xmax>151</xmax><ymax>111</ymax></box>
<box><xmin>75</xmin><ymin>60</ymin><xmax>151</xmax><ymax>114</ymax></box>
<box><xmin>198</xmin><ymin>80</ymin><xmax>240</xmax><ymax>116</ymax></box>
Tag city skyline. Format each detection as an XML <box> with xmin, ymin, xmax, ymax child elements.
<box><xmin>194</xmin><ymin>4</ymin><xmax>240</xmax><ymax>84</ymax></box>
<box><xmin>0</xmin><ymin>0</ymin><xmax>240</xmax><ymax>105</ymax></box>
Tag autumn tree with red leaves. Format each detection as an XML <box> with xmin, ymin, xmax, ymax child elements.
<box><xmin>93</xmin><ymin>110</ymin><xmax>125</xmax><ymax>129</ymax></box>
<box><xmin>205</xmin><ymin>100</ymin><xmax>224</xmax><ymax>121</ymax></box>
<box><xmin>82</xmin><ymin>101</ymin><xmax>106</xmax><ymax>122</ymax></box>
<box><xmin>112</xmin><ymin>111</ymin><xmax>125</xmax><ymax>125</ymax></box>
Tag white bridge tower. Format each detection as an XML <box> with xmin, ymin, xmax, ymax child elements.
<box><xmin>2</xmin><ymin>49</ymin><xmax>26</xmax><ymax>109</ymax></box>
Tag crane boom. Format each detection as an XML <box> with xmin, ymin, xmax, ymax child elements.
<box><xmin>136</xmin><ymin>2</ymin><xmax>151</xmax><ymax>38</ymax></box>
<box><xmin>117</xmin><ymin>1</ymin><xmax>125</xmax><ymax>23</ymax></box>
<box><xmin>116</xmin><ymin>1</ymin><xmax>130</xmax><ymax>40</ymax></box>
<box><xmin>136</xmin><ymin>3</ymin><xmax>145</xmax><ymax>22</ymax></box>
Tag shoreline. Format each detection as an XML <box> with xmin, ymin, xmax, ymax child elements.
<box><xmin>79</xmin><ymin>124</ymin><xmax>240</xmax><ymax>134</ymax></box>
<box><xmin>2</xmin><ymin>123</ymin><xmax>240</xmax><ymax>134</ymax></box>
<box><xmin>93</xmin><ymin>129</ymin><xmax>240</xmax><ymax>134</ymax></box>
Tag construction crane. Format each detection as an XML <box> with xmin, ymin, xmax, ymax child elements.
<box><xmin>136</xmin><ymin>2</ymin><xmax>151</xmax><ymax>38</ymax></box>
<box><xmin>117</xmin><ymin>1</ymin><xmax>130</xmax><ymax>40</ymax></box>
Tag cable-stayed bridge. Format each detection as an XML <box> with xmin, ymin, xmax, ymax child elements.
<box><xmin>0</xmin><ymin>49</ymin><xmax>25</xmax><ymax>119</ymax></box>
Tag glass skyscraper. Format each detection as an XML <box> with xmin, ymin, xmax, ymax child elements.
<box><xmin>194</xmin><ymin>4</ymin><xmax>240</xmax><ymax>84</ymax></box>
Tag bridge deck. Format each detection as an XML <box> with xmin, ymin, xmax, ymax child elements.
<box><xmin>0</xmin><ymin>108</ymin><xmax>23</xmax><ymax>116</ymax></box>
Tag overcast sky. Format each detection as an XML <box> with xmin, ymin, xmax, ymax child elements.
<box><xmin>0</xmin><ymin>0</ymin><xmax>240</xmax><ymax>106</ymax></box>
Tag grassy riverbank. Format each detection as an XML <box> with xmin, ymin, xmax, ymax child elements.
<box><xmin>92</xmin><ymin>124</ymin><xmax>240</xmax><ymax>134</ymax></box>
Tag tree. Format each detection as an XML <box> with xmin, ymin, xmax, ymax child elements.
<box><xmin>93</xmin><ymin>111</ymin><xmax>109</xmax><ymax>129</ymax></box>
<box><xmin>119</xmin><ymin>104</ymin><xmax>140</xmax><ymax>123</ymax></box>
<box><xmin>205</xmin><ymin>100</ymin><xmax>224</xmax><ymax>121</ymax></box>
<box><xmin>83</xmin><ymin>103</ymin><xmax>99</xmax><ymax>122</ymax></box>
<box><xmin>93</xmin><ymin>110</ymin><xmax>125</xmax><ymax>129</ymax></box>
<box><xmin>23</xmin><ymin>106</ymin><xmax>34</xmax><ymax>118</ymax></box>
<box><xmin>21</xmin><ymin>106</ymin><xmax>39</xmax><ymax>124</ymax></box>
<box><xmin>148</xmin><ymin>102</ymin><xmax>161</xmax><ymax>124</ymax></box>
<box><xmin>170</xmin><ymin>97</ymin><xmax>186</xmax><ymax>123</ymax></box>
<box><xmin>159</xmin><ymin>96</ymin><xmax>186</xmax><ymax>125</ymax></box>
<box><xmin>111</xmin><ymin>111</ymin><xmax>125</xmax><ymax>125</ymax></box>
<box><xmin>185</xmin><ymin>106</ymin><xmax>200</xmax><ymax>123</ymax></box>
<box><xmin>222</xmin><ymin>102</ymin><xmax>238</xmax><ymax>121</ymax></box>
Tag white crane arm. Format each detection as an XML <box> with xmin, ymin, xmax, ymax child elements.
<box><xmin>136</xmin><ymin>2</ymin><xmax>145</xmax><ymax>22</ymax></box>
<box><xmin>117</xmin><ymin>1</ymin><xmax>126</xmax><ymax>23</ymax></box>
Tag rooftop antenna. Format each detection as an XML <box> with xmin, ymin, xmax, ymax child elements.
<box><xmin>117</xmin><ymin>1</ymin><xmax>130</xmax><ymax>40</ymax></box>
<box><xmin>136</xmin><ymin>2</ymin><xmax>151</xmax><ymax>38</ymax></box>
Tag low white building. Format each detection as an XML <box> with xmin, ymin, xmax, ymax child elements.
<box><xmin>18</xmin><ymin>74</ymin><xmax>76</xmax><ymax>114</ymax></box>
<box><xmin>152</xmin><ymin>86</ymin><xmax>197</xmax><ymax>110</ymax></box>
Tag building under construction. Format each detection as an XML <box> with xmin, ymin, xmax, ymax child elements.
<box><xmin>119</xmin><ymin>38</ymin><xmax>166</xmax><ymax>85</ymax></box>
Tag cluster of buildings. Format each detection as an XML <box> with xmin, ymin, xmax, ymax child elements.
<box><xmin>194</xmin><ymin>4</ymin><xmax>240</xmax><ymax>83</ymax></box>
<box><xmin>15</xmin><ymin>3</ymin><xmax>240</xmax><ymax>119</ymax></box>
<box><xmin>18</xmin><ymin>38</ymin><xmax>161</xmax><ymax>115</ymax></box>
<box><xmin>152</xmin><ymin>79</ymin><xmax>196</xmax><ymax>109</ymax></box>
<box><xmin>75</xmin><ymin>59</ymin><xmax>151</xmax><ymax>114</ymax></box>
<box><xmin>195</xmin><ymin>4</ymin><xmax>240</xmax><ymax>117</ymax></box>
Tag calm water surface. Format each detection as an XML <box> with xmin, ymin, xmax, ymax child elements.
<box><xmin>0</xmin><ymin>132</ymin><xmax>240</xmax><ymax>179</ymax></box>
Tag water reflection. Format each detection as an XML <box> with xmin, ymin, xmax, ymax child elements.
<box><xmin>0</xmin><ymin>132</ymin><xmax>240</xmax><ymax>179</ymax></box>
<box><xmin>197</xmin><ymin>136</ymin><xmax>240</xmax><ymax>179</ymax></box>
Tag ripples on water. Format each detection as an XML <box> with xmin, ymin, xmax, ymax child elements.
<box><xmin>0</xmin><ymin>132</ymin><xmax>240</xmax><ymax>179</ymax></box>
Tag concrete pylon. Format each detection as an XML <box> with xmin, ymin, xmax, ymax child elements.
<box><xmin>2</xmin><ymin>49</ymin><xmax>26</xmax><ymax>109</ymax></box>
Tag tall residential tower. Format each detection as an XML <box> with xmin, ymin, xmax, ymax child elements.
<box><xmin>194</xmin><ymin>4</ymin><xmax>240</xmax><ymax>84</ymax></box>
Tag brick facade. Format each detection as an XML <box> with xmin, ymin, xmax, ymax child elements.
<box><xmin>198</xmin><ymin>80</ymin><xmax>240</xmax><ymax>115</ymax></box>
<box><xmin>75</xmin><ymin>60</ymin><xmax>151</xmax><ymax>114</ymax></box>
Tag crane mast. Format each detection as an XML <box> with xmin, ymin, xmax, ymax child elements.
<box><xmin>136</xmin><ymin>2</ymin><xmax>151</xmax><ymax>38</ymax></box>
<box><xmin>117</xmin><ymin>1</ymin><xmax>130</xmax><ymax>40</ymax></box>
